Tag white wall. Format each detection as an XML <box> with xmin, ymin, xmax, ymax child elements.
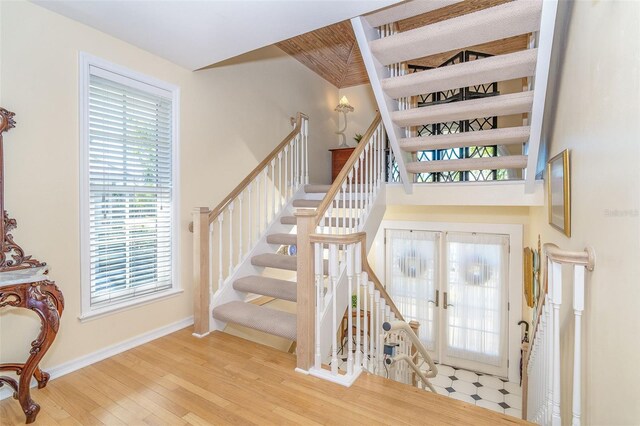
<box><xmin>0</xmin><ymin>0</ymin><xmax>336</xmax><ymax>373</ymax></box>
<box><xmin>527</xmin><ymin>1</ymin><xmax>640</xmax><ymax>423</ymax></box>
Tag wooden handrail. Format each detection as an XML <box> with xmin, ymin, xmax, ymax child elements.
<box><xmin>313</xmin><ymin>113</ymin><xmax>382</xmax><ymax>227</ymax></box>
<box><xmin>209</xmin><ymin>112</ymin><xmax>308</xmax><ymax>223</ymax></box>
<box><xmin>308</xmin><ymin>230</ymin><xmax>404</xmax><ymax>322</ymax></box>
<box><xmin>188</xmin><ymin>112</ymin><xmax>308</xmax><ymax>232</ymax></box>
<box><xmin>543</xmin><ymin>243</ymin><xmax>595</xmax><ymax>271</ymax></box>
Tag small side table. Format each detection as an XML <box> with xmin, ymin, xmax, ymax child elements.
<box><xmin>0</xmin><ymin>267</ymin><xmax>64</xmax><ymax>424</ymax></box>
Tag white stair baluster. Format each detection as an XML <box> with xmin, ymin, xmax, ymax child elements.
<box><xmin>551</xmin><ymin>261</ymin><xmax>562</xmax><ymax>426</ymax></box>
<box><xmin>263</xmin><ymin>167</ymin><xmax>268</xmax><ymax>233</ymax></box>
<box><xmin>228</xmin><ymin>202</ymin><xmax>234</xmax><ymax>272</ymax></box>
<box><xmin>209</xmin><ymin>222</ymin><xmax>214</xmax><ymax>290</ymax></box>
<box><xmin>572</xmin><ymin>265</ymin><xmax>585</xmax><ymax>426</ymax></box>
<box><xmin>271</xmin><ymin>159</ymin><xmax>276</xmax><ymax>218</ymax></box>
<box><xmin>278</xmin><ymin>152</ymin><xmax>283</xmax><ymax>210</ymax></box>
<box><xmin>248</xmin><ymin>182</ymin><xmax>253</xmax><ymax>249</ymax></box>
<box><xmin>284</xmin><ymin>145</ymin><xmax>289</xmax><ymax>199</ymax></box>
<box><xmin>341</xmin><ymin>182</ymin><xmax>347</xmax><ymax>235</ymax></box>
<box><xmin>218</xmin><ymin>214</ymin><xmax>224</xmax><ymax>289</ymax></box>
<box><xmin>355</xmin><ymin>241</ymin><xmax>362</xmax><ymax>367</ymax></box>
<box><xmin>304</xmin><ymin>118</ymin><xmax>309</xmax><ymax>184</ymax></box>
<box><xmin>348</xmin><ymin>171</ymin><xmax>354</xmax><ymax>233</ymax></box>
<box><xmin>238</xmin><ymin>192</ymin><xmax>243</xmax><ymax>265</ymax></box>
<box><xmin>314</xmin><ymin>242</ymin><xmax>323</xmax><ymax>370</ymax></box>
<box><xmin>364</xmin><ymin>144</ymin><xmax>370</xmax><ymax>212</ymax></box>
<box><xmin>369</xmin><ymin>283</ymin><xmax>376</xmax><ymax>372</ymax></box>
<box><xmin>362</xmin><ymin>271</ymin><xmax>369</xmax><ymax>370</ymax></box>
<box><xmin>346</xmin><ymin>243</ymin><xmax>354</xmax><ymax>375</ymax></box>
<box><xmin>295</xmin><ymin>134</ymin><xmax>300</xmax><ymax>187</ymax></box>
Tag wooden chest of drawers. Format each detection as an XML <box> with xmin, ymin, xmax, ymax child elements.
<box><xmin>329</xmin><ymin>147</ymin><xmax>355</xmax><ymax>182</ymax></box>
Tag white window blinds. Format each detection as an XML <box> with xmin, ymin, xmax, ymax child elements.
<box><xmin>85</xmin><ymin>65</ymin><xmax>176</xmax><ymax>309</ymax></box>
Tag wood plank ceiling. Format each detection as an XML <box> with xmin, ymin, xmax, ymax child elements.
<box><xmin>276</xmin><ymin>0</ymin><xmax>528</xmax><ymax>88</ymax></box>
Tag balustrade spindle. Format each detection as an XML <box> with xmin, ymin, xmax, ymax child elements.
<box><xmin>218</xmin><ymin>215</ymin><xmax>224</xmax><ymax>290</ymax></box>
<box><xmin>228</xmin><ymin>202</ymin><xmax>234</xmax><ymax>273</ymax></box>
<box><xmin>284</xmin><ymin>145</ymin><xmax>289</xmax><ymax>199</ymax></box>
<box><xmin>209</xmin><ymin>222</ymin><xmax>214</xmax><ymax>290</ymax></box>
<box><xmin>238</xmin><ymin>193</ymin><xmax>243</xmax><ymax>265</ymax></box>
<box><xmin>271</xmin><ymin>159</ymin><xmax>276</xmax><ymax>218</ymax></box>
<box><xmin>295</xmin><ymin>135</ymin><xmax>299</xmax><ymax>187</ymax></box>
<box><xmin>346</xmin><ymin>244</ymin><xmax>354</xmax><ymax>375</ymax></box>
<box><xmin>369</xmin><ymin>282</ymin><xmax>375</xmax><ymax>372</ymax></box>
<box><xmin>314</xmin><ymin>242</ymin><xmax>323</xmax><ymax>369</ymax></box>
<box><xmin>341</xmin><ymin>182</ymin><xmax>347</xmax><ymax>235</ymax></box>
<box><xmin>248</xmin><ymin>182</ymin><xmax>253</xmax><ymax>248</ymax></box>
<box><xmin>263</xmin><ymin>168</ymin><xmax>268</xmax><ymax>234</ymax></box>
<box><xmin>355</xmin><ymin>242</ymin><xmax>362</xmax><ymax>367</ymax></box>
<box><xmin>365</xmin><ymin>144</ymin><xmax>370</xmax><ymax>211</ymax></box>
<box><xmin>304</xmin><ymin>119</ymin><xmax>309</xmax><ymax>184</ymax></box>
<box><xmin>278</xmin><ymin>152</ymin><xmax>283</xmax><ymax>212</ymax></box>
<box><xmin>362</xmin><ymin>272</ymin><xmax>369</xmax><ymax>370</ymax></box>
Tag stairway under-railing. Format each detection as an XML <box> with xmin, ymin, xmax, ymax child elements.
<box><xmin>523</xmin><ymin>244</ymin><xmax>595</xmax><ymax>425</ymax></box>
<box><xmin>191</xmin><ymin>112</ymin><xmax>309</xmax><ymax>336</ymax></box>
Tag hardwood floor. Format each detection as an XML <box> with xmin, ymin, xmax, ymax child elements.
<box><xmin>1</xmin><ymin>329</ymin><xmax>528</xmax><ymax>425</ymax></box>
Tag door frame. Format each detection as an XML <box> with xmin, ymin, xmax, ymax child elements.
<box><xmin>372</xmin><ymin>220</ymin><xmax>523</xmax><ymax>382</ymax></box>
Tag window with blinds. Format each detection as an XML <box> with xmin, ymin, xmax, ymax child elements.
<box><xmin>80</xmin><ymin>54</ymin><xmax>179</xmax><ymax>317</ymax></box>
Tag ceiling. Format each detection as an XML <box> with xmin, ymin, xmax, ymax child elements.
<box><xmin>31</xmin><ymin>0</ymin><xmax>402</xmax><ymax>71</ymax></box>
<box><xmin>277</xmin><ymin>0</ymin><xmax>529</xmax><ymax>88</ymax></box>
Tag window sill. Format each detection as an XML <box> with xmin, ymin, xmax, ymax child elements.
<box><xmin>78</xmin><ymin>288</ymin><xmax>184</xmax><ymax>323</ymax></box>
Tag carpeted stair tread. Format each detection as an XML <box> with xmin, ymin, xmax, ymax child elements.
<box><xmin>213</xmin><ymin>301</ymin><xmax>296</xmax><ymax>340</ymax></box>
<box><xmin>399</xmin><ymin>126</ymin><xmax>531</xmax><ymax>152</ymax></box>
<box><xmin>251</xmin><ymin>253</ymin><xmax>329</xmax><ymax>273</ymax></box>
<box><xmin>391</xmin><ymin>91</ymin><xmax>534</xmax><ymax>128</ymax></box>
<box><xmin>304</xmin><ymin>184</ymin><xmax>332</xmax><ymax>193</ymax></box>
<box><xmin>406</xmin><ymin>155</ymin><xmax>528</xmax><ymax>174</ymax></box>
<box><xmin>292</xmin><ymin>199</ymin><xmax>322</xmax><ymax>208</ymax></box>
<box><xmin>266</xmin><ymin>233</ymin><xmax>297</xmax><ymax>246</ymax></box>
<box><xmin>251</xmin><ymin>253</ymin><xmax>297</xmax><ymax>271</ymax></box>
<box><xmin>382</xmin><ymin>49</ymin><xmax>538</xmax><ymax>99</ymax></box>
<box><xmin>234</xmin><ymin>275</ymin><xmax>297</xmax><ymax>302</ymax></box>
<box><xmin>281</xmin><ymin>215</ymin><xmax>357</xmax><ymax>227</ymax></box>
<box><xmin>370</xmin><ymin>0</ymin><xmax>542</xmax><ymax>66</ymax></box>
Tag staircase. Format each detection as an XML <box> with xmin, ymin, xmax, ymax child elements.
<box><xmin>211</xmin><ymin>184</ymin><xmax>331</xmax><ymax>342</ymax></box>
<box><xmin>353</xmin><ymin>0</ymin><xmax>558</xmax><ymax>193</ymax></box>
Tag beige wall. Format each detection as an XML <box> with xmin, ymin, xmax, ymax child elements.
<box><xmin>0</xmin><ymin>0</ymin><xmax>336</xmax><ymax>370</ymax></box>
<box><xmin>336</xmin><ymin>83</ymin><xmax>378</xmax><ymax>147</ymax></box>
<box><xmin>527</xmin><ymin>1</ymin><xmax>640</xmax><ymax>424</ymax></box>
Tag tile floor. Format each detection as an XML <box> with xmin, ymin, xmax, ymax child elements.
<box><xmin>429</xmin><ymin>363</ymin><xmax>522</xmax><ymax>419</ymax></box>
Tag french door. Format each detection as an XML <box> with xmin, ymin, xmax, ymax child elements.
<box><xmin>385</xmin><ymin>229</ymin><xmax>510</xmax><ymax>377</ymax></box>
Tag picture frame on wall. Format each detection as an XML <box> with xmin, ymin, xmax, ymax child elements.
<box><xmin>547</xmin><ymin>149</ymin><xmax>571</xmax><ymax>237</ymax></box>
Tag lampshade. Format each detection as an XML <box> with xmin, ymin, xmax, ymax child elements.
<box><xmin>334</xmin><ymin>96</ymin><xmax>354</xmax><ymax>113</ymax></box>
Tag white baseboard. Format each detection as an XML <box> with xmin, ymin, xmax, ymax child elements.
<box><xmin>0</xmin><ymin>316</ymin><xmax>193</xmax><ymax>401</ymax></box>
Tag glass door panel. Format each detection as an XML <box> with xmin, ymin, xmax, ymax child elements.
<box><xmin>441</xmin><ymin>232</ymin><xmax>509</xmax><ymax>376</ymax></box>
<box><xmin>385</xmin><ymin>229</ymin><xmax>439</xmax><ymax>353</ymax></box>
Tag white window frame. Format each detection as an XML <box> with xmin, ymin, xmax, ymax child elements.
<box><xmin>373</xmin><ymin>220</ymin><xmax>523</xmax><ymax>383</ymax></box>
<box><xmin>79</xmin><ymin>52</ymin><xmax>181</xmax><ymax>320</ymax></box>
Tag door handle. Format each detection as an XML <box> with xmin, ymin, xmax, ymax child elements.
<box><xmin>428</xmin><ymin>290</ymin><xmax>439</xmax><ymax>307</ymax></box>
<box><xmin>443</xmin><ymin>291</ymin><xmax>454</xmax><ymax>309</ymax></box>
